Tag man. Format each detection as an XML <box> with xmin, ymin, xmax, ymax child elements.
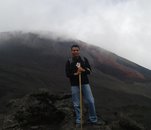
<box><xmin>65</xmin><ymin>44</ymin><xmax>101</xmax><ymax>127</ymax></box>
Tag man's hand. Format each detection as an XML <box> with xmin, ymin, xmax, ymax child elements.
<box><xmin>74</xmin><ymin>67</ymin><xmax>85</xmax><ymax>76</ymax></box>
<box><xmin>78</xmin><ymin>67</ymin><xmax>85</xmax><ymax>72</ymax></box>
<box><xmin>74</xmin><ymin>71</ymin><xmax>81</xmax><ymax>76</ymax></box>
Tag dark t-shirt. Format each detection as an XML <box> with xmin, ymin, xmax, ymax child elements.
<box><xmin>65</xmin><ymin>56</ymin><xmax>91</xmax><ymax>86</ymax></box>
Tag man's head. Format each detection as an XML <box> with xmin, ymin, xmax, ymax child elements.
<box><xmin>71</xmin><ymin>44</ymin><xmax>80</xmax><ymax>57</ymax></box>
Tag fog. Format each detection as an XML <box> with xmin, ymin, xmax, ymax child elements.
<box><xmin>0</xmin><ymin>0</ymin><xmax>151</xmax><ymax>69</ymax></box>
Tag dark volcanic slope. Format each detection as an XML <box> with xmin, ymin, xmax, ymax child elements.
<box><xmin>0</xmin><ymin>32</ymin><xmax>151</xmax><ymax>117</ymax></box>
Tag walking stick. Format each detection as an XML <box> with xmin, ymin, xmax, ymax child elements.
<box><xmin>76</xmin><ymin>62</ymin><xmax>83</xmax><ymax>130</ymax></box>
<box><xmin>79</xmin><ymin>73</ymin><xmax>83</xmax><ymax>130</ymax></box>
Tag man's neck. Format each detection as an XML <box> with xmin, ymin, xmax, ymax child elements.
<box><xmin>72</xmin><ymin>56</ymin><xmax>80</xmax><ymax>61</ymax></box>
<box><xmin>72</xmin><ymin>56</ymin><xmax>80</xmax><ymax>58</ymax></box>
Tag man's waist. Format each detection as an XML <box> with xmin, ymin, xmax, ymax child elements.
<box><xmin>70</xmin><ymin>79</ymin><xmax>89</xmax><ymax>85</ymax></box>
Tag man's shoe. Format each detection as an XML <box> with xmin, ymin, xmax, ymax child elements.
<box><xmin>75</xmin><ymin>123</ymin><xmax>81</xmax><ymax>128</ymax></box>
<box><xmin>88</xmin><ymin>120</ymin><xmax>104</xmax><ymax>126</ymax></box>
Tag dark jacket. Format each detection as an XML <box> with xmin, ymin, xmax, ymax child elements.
<box><xmin>65</xmin><ymin>56</ymin><xmax>91</xmax><ymax>86</ymax></box>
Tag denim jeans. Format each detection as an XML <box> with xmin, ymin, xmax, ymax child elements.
<box><xmin>71</xmin><ymin>84</ymin><xmax>97</xmax><ymax>124</ymax></box>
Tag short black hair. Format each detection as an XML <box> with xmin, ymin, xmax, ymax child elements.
<box><xmin>71</xmin><ymin>44</ymin><xmax>80</xmax><ymax>50</ymax></box>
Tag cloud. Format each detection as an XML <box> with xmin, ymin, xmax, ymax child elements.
<box><xmin>0</xmin><ymin>0</ymin><xmax>151</xmax><ymax>69</ymax></box>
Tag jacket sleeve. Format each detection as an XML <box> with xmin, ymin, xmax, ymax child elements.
<box><xmin>65</xmin><ymin>60</ymin><xmax>75</xmax><ymax>78</ymax></box>
<box><xmin>83</xmin><ymin>57</ymin><xmax>91</xmax><ymax>75</ymax></box>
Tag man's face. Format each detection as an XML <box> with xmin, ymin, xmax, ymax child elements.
<box><xmin>71</xmin><ymin>47</ymin><xmax>80</xmax><ymax>57</ymax></box>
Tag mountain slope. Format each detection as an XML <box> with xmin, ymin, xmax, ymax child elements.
<box><xmin>0</xmin><ymin>32</ymin><xmax>151</xmax><ymax>129</ymax></box>
<box><xmin>0</xmin><ymin>31</ymin><xmax>151</xmax><ymax>99</ymax></box>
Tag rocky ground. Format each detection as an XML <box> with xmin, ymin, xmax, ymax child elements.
<box><xmin>0</xmin><ymin>89</ymin><xmax>146</xmax><ymax>130</ymax></box>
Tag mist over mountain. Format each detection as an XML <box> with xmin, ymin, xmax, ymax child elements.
<box><xmin>0</xmin><ymin>32</ymin><xmax>151</xmax><ymax>129</ymax></box>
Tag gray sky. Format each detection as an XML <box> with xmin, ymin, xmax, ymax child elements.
<box><xmin>0</xmin><ymin>0</ymin><xmax>151</xmax><ymax>70</ymax></box>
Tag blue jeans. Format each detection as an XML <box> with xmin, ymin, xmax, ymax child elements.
<box><xmin>71</xmin><ymin>84</ymin><xmax>97</xmax><ymax>124</ymax></box>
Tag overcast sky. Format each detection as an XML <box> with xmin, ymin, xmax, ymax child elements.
<box><xmin>0</xmin><ymin>0</ymin><xmax>151</xmax><ymax>70</ymax></box>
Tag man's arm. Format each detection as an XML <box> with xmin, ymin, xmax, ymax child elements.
<box><xmin>83</xmin><ymin>57</ymin><xmax>91</xmax><ymax>75</ymax></box>
<box><xmin>65</xmin><ymin>60</ymin><xmax>80</xmax><ymax>77</ymax></box>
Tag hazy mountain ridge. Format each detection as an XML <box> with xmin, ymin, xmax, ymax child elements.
<box><xmin>0</xmin><ymin>31</ymin><xmax>151</xmax><ymax>81</ymax></box>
